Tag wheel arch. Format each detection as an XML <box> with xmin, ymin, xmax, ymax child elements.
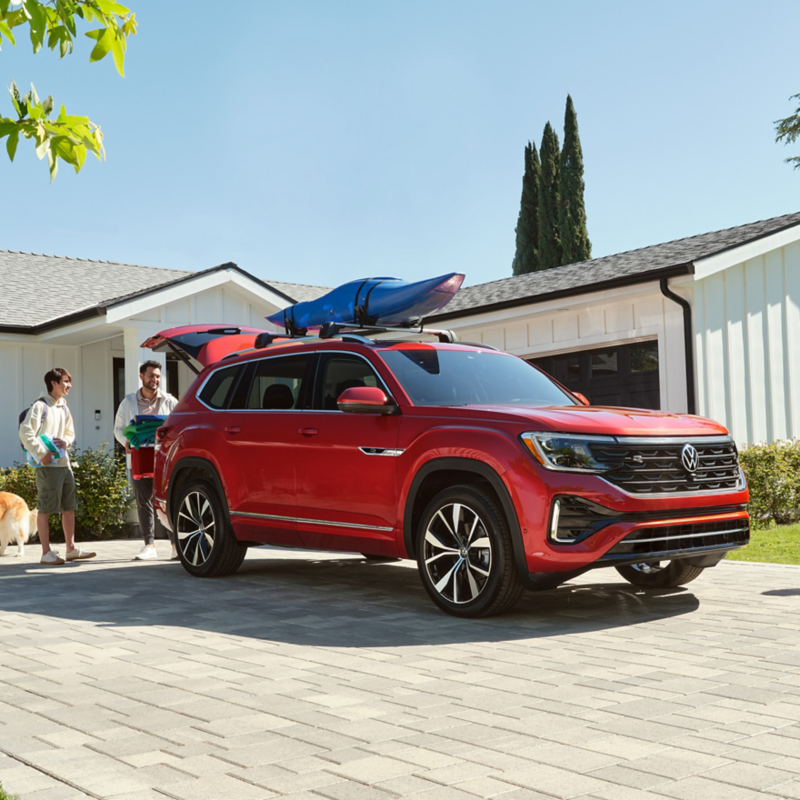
<box><xmin>167</xmin><ymin>457</ymin><xmax>230</xmax><ymax>529</ymax></box>
<box><xmin>403</xmin><ymin>457</ymin><xmax>528</xmax><ymax>581</ymax></box>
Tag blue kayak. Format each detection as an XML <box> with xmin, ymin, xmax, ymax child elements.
<box><xmin>267</xmin><ymin>273</ymin><xmax>465</xmax><ymax>331</ymax></box>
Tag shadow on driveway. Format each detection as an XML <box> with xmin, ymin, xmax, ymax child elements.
<box><xmin>0</xmin><ymin>546</ymin><xmax>700</xmax><ymax>647</ymax></box>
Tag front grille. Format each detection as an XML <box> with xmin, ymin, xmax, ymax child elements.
<box><xmin>599</xmin><ymin>517</ymin><xmax>750</xmax><ymax>561</ymax></box>
<box><xmin>590</xmin><ymin>437</ymin><xmax>741</xmax><ymax>494</ymax></box>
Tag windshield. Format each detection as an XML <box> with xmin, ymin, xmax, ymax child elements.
<box><xmin>379</xmin><ymin>348</ymin><xmax>577</xmax><ymax>407</ymax></box>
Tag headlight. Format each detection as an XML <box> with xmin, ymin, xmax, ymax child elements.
<box><xmin>520</xmin><ymin>432</ymin><xmax>614</xmax><ymax>473</ymax></box>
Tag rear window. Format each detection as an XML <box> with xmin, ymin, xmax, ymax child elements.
<box><xmin>379</xmin><ymin>348</ymin><xmax>575</xmax><ymax>407</ymax></box>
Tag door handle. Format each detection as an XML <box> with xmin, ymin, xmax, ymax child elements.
<box><xmin>299</xmin><ymin>428</ymin><xmax>318</xmax><ymax>437</ymax></box>
<box><xmin>224</xmin><ymin>426</ymin><xmax>241</xmax><ymax>435</ymax></box>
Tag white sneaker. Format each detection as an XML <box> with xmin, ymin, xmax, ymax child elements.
<box><xmin>40</xmin><ymin>549</ymin><xmax>65</xmax><ymax>565</ymax></box>
<box><xmin>134</xmin><ymin>545</ymin><xmax>158</xmax><ymax>561</ymax></box>
<box><xmin>170</xmin><ymin>544</ymin><xmax>179</xmax><ymax>561</ymax></box>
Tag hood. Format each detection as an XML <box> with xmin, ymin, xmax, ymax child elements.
<box><xmin>428</xmin><ymin>404</ymin><xmax>731</xmax><ymax>438</ymax></box>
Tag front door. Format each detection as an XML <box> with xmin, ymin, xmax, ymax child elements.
<box><xmin>295</xmin><ymin>353</ymin><xmax>401</xmax><ymax>555</ymax></box>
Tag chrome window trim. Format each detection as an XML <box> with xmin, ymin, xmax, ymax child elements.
<box><xmin>230</xmin><ymin>510</ymin><xmax>393</xmax><ymax>533</ymax></box>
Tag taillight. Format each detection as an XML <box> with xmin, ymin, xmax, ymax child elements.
<box><xmin>154</xmin><ymin>425</ymin><xmax>170</xmax><ymax>451</ymax></box>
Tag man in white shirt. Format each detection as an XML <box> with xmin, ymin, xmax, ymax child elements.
<box><xmin>114</xmin><ymin>360</ymin><xmax>178</xmax><ymax>561</ymax></box>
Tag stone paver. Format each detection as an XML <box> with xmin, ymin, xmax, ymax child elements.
<box><xmin>1</xmin><ymin>542</ymin><xmax>799</xmax><ymax>799</ymax></box>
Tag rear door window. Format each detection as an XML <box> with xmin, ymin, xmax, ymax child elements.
<box><xmin>246</xmin><ymin>355</ymin><xmax>314</xmax><ymax>410</ymax></box>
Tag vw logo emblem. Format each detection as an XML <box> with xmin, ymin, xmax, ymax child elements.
<box><xmin>681</xmin><ymin>444</ymin><xmax>699</xmax><ymax>472</ymax></box>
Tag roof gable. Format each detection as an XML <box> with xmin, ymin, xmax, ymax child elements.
<box><xmin>0</xmin><ymin>251</ymin><xmax>330</xmax><ymax>332</ymax></box>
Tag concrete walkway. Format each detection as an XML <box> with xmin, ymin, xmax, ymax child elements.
<box><xmin>1</xmin><ymin>541</ymin><xmax>799</xmax><ymax>800</ymax></box>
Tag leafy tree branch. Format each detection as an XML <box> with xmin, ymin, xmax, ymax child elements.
<box><xmin>775</xmin><ymin>93</ymin><xmax>800</xmax><ymax>169</ymax></box>
<box><xmin>0</xmin><ymin>0</ymin><xmax>136</xmax><ymax>181</ymax></box>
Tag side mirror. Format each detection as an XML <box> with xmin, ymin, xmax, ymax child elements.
<box><xmin>337</xmin><ymin>386</ymin><xmax>400</xmax><ymax>415</ymax></box>
<box><xmin>572</xmin><ymin>392</ymin><xmax>590</xmax><ymax>406</ymax></box>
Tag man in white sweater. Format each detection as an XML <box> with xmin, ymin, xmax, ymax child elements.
<box><xmin>19</xmin><ymin>368</ymin><xmax>96</xmax><ymax>565</ymax></box>
<box><xmin>114</xmin><ymin>360</ymin><xmax>178</xmax><ymax>561</ymax></box>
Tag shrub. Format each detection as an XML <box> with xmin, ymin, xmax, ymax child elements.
<box><xmin>0</xmin><ymin>444</ymin><xmax>133</xmax><ymax>539</ymax></box>
<box><xmin>739</xmin><ymin>440</ymin><xmax>800</xmax><ymax>529</ymax></box>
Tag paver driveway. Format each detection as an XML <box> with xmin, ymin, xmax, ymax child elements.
<box><xmin>1</xmin><ymin>541</ymin><xmax>799</xmax><ymax>800</ymax></box>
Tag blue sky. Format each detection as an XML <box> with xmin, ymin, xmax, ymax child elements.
<box><xmin>2</xmin><ymin>0</ymin><xmax>799</xmax><ymax>289</ymax></box>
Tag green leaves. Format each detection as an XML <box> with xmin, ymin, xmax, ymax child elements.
<box><xmin>1</xmin><ymin>80</ymin><xmax>104</xmax><ymax>181</ymax></box>
<box><xmin>1</xmin><ymin>0</ymin><xmax>136</xmax><ymax>178</ymax></box>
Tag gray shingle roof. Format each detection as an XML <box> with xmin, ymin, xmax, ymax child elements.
<box><xmin>430</xmin><ymin>211</ymin><xmax>800</xmax><ymax>321</ymax></box>
<box><xmin>0</xmin><ymin>251</ymin><xmax>330</xmax><ymax>330</ymax></box>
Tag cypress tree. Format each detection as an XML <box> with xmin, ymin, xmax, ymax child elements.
<box><xmin>537</xmin><ymin>121</ymin><xmax>562</xmax><ymax>271</ymax></box>
<box><xmin>511</xmin><ymin>141</ymin><xmax>541</xmax><ymax>275</ymax></box>
<box><xmin>558</xmin><ymin>95</ymin><xmax>591</xmax><ymax>264</ymax></box>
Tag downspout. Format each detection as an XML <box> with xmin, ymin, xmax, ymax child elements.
<box><xmin>659</xmin><ymin>278</ymin><xmax>696</xmax><ymax>415</ymax></box>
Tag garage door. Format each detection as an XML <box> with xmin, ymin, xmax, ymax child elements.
<box><xmin>529</xmin><ymin>340</ymin><xmax>660</xmax><ymax>409</ymax></box>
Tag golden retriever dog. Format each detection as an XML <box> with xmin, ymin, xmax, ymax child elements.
<box><xmin>0</xmin><ymin>492</ymin><xmax>38</xmax><ymax>557</ymax></box>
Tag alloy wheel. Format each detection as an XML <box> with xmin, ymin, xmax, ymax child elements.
<box><xmin>422</xmin><ymin>502</ymin><xmax>492</xmax><ymax>604</ymax></box>
<box><xmin>177</xmin><ymin>490</ymin><xmax>216</xmax><ymax>566</ymax></box>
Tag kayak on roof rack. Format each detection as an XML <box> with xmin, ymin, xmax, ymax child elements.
<box><xmin>266</xmin><ymin>272</ymin><xmax>465</xmax><ymax>334</ymax></box>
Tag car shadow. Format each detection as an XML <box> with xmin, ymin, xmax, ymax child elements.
<box><xmin>762</xmin><ymin>588</ymin><xmax>800</xmax><ymax>597</ymax></box>
<box><xmin>0</xmin><ymin>548</ymin><xmax>700</xmax><ymax>648</ymax></box>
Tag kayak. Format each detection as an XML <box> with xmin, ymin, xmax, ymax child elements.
<box><xmin>267</xmin><ymin>273</ymin><xmax>465</xmax><ymax>332</ymax></box>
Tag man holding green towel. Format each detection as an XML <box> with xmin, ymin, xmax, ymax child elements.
<box><xmin>19</xmin><ymin>368</ymin><xmax>96</xmax><ymax>565</ymax></box>
<box><xmin>114</xmin><ymin>360</ymin><xmax>178</xmax><ymax>561</ymax></box>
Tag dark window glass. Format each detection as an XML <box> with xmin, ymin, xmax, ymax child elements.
<box><xmin>380</xmin><ymin>348</ymin><xmax>575</xmax><ymax>407</ymax></box>
<box><xmin>319</xmin><ymin>356</ymin><xmax>381</xmax><ymax>411</ymax></box>
<box><xmin>566</xmin><ymin>356</ymin><xmax>581</xmax><ymax>380</ymax></box>
<box><xmin>630</xmin><ymin>342</ymin><xmax>659</xmax><ymax>373</ymax></box>
<box><xmin>591</xmin><ymin>350</ymin><xmax>618</xmax><ymax>376</ymax></box>
<box><xmin>247</xmin><ymin>355</ymin><xmax>311</xmax><ymax>410</ymax></box>
<box><xmin>199</xmin><ymin>365</ymin><xmax>240</xmax><ymax>409</ymax></box>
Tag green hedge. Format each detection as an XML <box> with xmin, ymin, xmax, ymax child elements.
<box><xmin>739</xmin><ymin>440</ymin><xmax>800</xmax><ymax>529</ymax></box>
<box><xmin>0</xmin><ymin>444</ymin><xmax>133</xmax><ymax>540</ymax></box>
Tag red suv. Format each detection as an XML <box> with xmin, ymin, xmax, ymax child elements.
<box><xmin>146</xmin><ymin>325</ymin><xmax>749</xmax><ymax>617</ymax></box>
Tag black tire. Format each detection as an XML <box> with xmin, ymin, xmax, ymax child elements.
<box><xmin>616</xmin><ymin>560</ymin><xmax>705</xmax><ymax>589</ymax></box>
<box><xmin>416</xmin><ymin>485</ymin><xmax>524</xmax><ymax>618</ymax></box>
<box><xmin>174</xmin><ymin>480</ymin><xmax>246</xmax><ymax>578</ymax></box>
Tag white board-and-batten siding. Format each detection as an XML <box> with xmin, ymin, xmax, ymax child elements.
<box><xmin>693</xmin><ymin>240</ymin><xmax>800</xmax><ymax>446</ymax></box>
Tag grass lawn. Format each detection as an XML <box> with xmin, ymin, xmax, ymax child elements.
<box><xmin>727</xmin><ymin>521</ymin><xmax>800</xmax><ymax>565</ymax></box>
<box><xmin>0</xmin><ymin>783</ymin><xmax>18</xmax><ymax>800</ymax></box>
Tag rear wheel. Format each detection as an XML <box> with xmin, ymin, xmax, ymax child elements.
<box><xmin>616</xmin><ymin>560</ymin><xmax>704</xmax><ymax>589</ymax></box>
<box><xmin>174</xmin><ymin>480</ymin><xmax>245</xmax><ymax>577</ymax></box>
<box><xmin>416</xmin><ymin>485</ymin><xmax>523</xmax><ymax>618</ymax></box>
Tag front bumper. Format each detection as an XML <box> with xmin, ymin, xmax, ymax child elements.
<box><xmin>505</xmin><ymin>459</ymin><xmax>750</xmax><ymax>574</ymax></box>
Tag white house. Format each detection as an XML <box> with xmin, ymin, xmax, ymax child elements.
<box><xmin>428</xmin><ymin>211</ymin><xmax>800</xmax><ymax>447</ymax></box>
<box><xmin>0</xmin><ymin>252</ymin><xmax>327</xmax><ymax>468</ymax></box>
<box><xmin>4</xmin><ymin>210</ymin><xmax>799</xmax><ymax>467</ymax></box>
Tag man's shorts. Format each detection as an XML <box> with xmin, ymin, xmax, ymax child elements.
<box><xmin>35</xmin><ymin>467</ymin><xmax>78</xmax><ymax>514</ymax></box>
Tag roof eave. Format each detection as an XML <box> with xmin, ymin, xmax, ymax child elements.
<box><xmin>427</xmin><ymin>263</ymin><xmax>695</xmax><ymax>323</ymax></box>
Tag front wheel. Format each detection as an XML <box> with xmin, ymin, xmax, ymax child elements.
<box><xmin>174</xmin><ymin>480</ymin><xmax>246</xmax><ymax>578</ymax></box>
<box><xmin>616</xmin><ymin>560</ymin><xmax>704</xmax><ymax>589</ymax></box>
<box><xmin>416</xmin><ymin>485</ymin><xmax>523</xmax><ymax>618</ymax></box>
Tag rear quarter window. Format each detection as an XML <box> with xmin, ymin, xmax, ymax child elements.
<box><xmin>198</xmin><ymin>365</ymin><xmax>241</xmax><ymax>409</ymax></box>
